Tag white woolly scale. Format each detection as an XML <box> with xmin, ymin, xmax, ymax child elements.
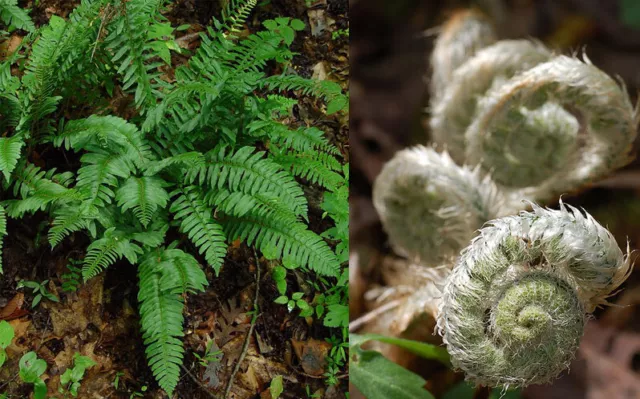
<box><xmin>437</xmin><ymin>202</ymin><xmax>631</xmax><ymax>387</ymax></box>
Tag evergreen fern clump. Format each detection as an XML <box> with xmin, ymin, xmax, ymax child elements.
<box><xmin>0</xmin><ymin>0</ymin><xmax>348</xmax><ymax>395</ymax></box>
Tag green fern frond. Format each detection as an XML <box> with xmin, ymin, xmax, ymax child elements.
<box><xmin>156</xmin><ymin>248</ymin><xmax>207</xmax><ymax>293</ymax></box>
<box><xmin>143</xmin><ymin>151</ymin><xmax>205</xmax><ymax>176</ymax></box>
<box><xmin>0</xmin><ymin>204</ymin><xmax>6</xmax><ymax>274</ymax></box>
<box><xmin>138</xmin><ymin>247</ymin><xmax>207</xmax><ymax>395</ymax></box>
<box><xmin>48</xmin><ymin>204</ymin><xmax>99</xmax><ymax>247</ymax></box>
<box><xmin>141</xmin><ymin>81</ymin><xmax>226</xmax><ymax>134</ymax></box>
<box><xmin>0</xmin><ymin>136</ymin><xmax>24</xmax><ymax>182</ymax></box>
<box><xmin>82</xmin><ymin>227</ymin><xmax>142</xmax><ymax>280</ymax></box>
<box><xmin>223</xmin><ymin>210</ymin><xmax>340</xmax><ymax>276</ymax></box>
<box><xmin>187</xmin><ymin>146</ymin><xmax>307</xmax><ymax>218</ymax></box>
<box><xmin>116</xmin><ymin>176</ymin><xmax>169</xmax><ymax>227</ymax></box>
<box><xmin>248</xmin><ymin>120</ymin><xmax>339</xmax><ymax>155</ymax></box>
<box><xmin>220</xmin><ymin>0</ymin><xmax>257</xmax><ymax>35</ymax></box>
<box><xmin>169</xmin><ymin>186</ymin><xmax>227</xmax><ymax>274</ymax></box>
<box><xmin>10</xmin><ymin>163</ymin><xmax>74</xmax><ymax>198</ymax></box>
<box><xmin>0</xmin><ymin>0</ymin><xmax>35</xmax><ymax>32</ymax></box>
<box><xmin>76</xmin><ymin>149</ymin><xmax>135</xmax><ymax>207</ymax></box>
<box><xmin>260</xmin><ymin>74</ymin><xmax>347</xmax><ymax>114</ymax></box>
<box><xmin>56</xmin><ymin>115</ymin><xmax>153</xmax><ymax>167</ymax></box>
<box><xmin>272</xmin><ymin>151</ymin><xmax>344</xmax><ymax>192</ymax></box>
<box><xmin>17</xmin><ymin>1</ymin><xmax>107</xmax><ymax>139</ymax></box>
<box><xmin>105</xmin><ymin>0</ymin><xmax>172</xmax><ymax>108</ymax></box>
<box><xmin>4</xmin><ymin>180</ymin><xmax>82</xmax><ymax>218</ymax></box>
<box><xmin>205</xmin><ymin>189</ymin><xmax>299</xmax><ymax>224</ymax></box>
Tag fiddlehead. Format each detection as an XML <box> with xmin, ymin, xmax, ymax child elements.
<box><xmin>437</xmin><ymin>202</ymin><xmax>631</xmax><ymax>387</ymax></box>
<box><xmin>429</xmin><ymin>10</ymin><xmax>638</xmax><ymax>206</ymax></box>
<box><xmin>430</xmin><ymin>40</ymin><xmax>552</xmax><ymax>163</ymax></box>
<box><xmin>372</xmin><ymin>146</ymin><xmax>503</xmax><ymax>265</ymax></box>
<box><xmin>465</xmin><ymin>55</ymin><xmax>637</xmax><ymax>204</ymax></box>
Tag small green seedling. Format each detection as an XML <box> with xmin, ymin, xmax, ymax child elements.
<box><xmin>59</xmin><ymin>352</ymin><xmax>97</xmax><ymax>397</ymax></box>
<box><xmin>193</xmin><ymin>340</ymin><xmax>222</xmax><ymax>367</ymax></box>
<box><xmin>0</xmin><ymin>320</ymin><xmax>14</xmax><ymax>368</ymax></box>
<box><xmin>19</xmin><ymin>351</ymin><xmax>47</xmax><ymax>399</ymax></box>
<box><xmin>18</xmin><ymin>279</ymin><xmax>59</xmax><ymax>308</ymax></box>
<box><xmin>130</xmin><ymin>385</ymin><xmax>147</xmax><ymax>398</ymax></box>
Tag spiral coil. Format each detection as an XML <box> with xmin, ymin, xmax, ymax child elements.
<box><xmin>437</xmin><ymin>203</ymin><xmax>631</xmax><ymax>387</ymax></box>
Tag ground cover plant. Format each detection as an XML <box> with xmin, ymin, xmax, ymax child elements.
<box><xmin>0</xmin><ymin>0</ymin><xmax>349</xmax><ymax>397</ymax></box>
<box><xmin>349</xmin><ymin>4</ymin><xmax>639</xmax><ymax>399</ymax></box>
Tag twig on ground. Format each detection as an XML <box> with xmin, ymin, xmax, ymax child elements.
<box><xmin>224</xmin><ymin>250</ymin><xmax>261</xmax><ymax>398</ymax></box>
<box><xmin>179</xmin><ymin>364</ymin><xmax>220</xmax><ymax>399</ymax></box>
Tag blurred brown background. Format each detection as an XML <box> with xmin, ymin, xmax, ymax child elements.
<box><xmin>350</xmin><ymin>0</ymin><xmax>640</xmax><ymax>398</ymax></box>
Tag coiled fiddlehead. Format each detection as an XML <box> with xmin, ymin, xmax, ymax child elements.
<box><xmin>437</xmin><ymin>203</ymin><xmax>631</xmax><ymax>387</ymax></box>
<box><xmin>429</xmin><ymin>11</ymin><xmax>638</xmax><ymax>207</ymax></box>
<box><xmin>430</xmin><ymin>40</ymin><xmax>552</xmax><ymax>164</ymax></box>
<box><xmin>372</xmin><ymin>146</ymin><xmax>503</xmax><ymax>265</ymax></box>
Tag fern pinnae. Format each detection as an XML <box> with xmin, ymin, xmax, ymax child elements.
<box><xmin>137</xmin><ymin>253</ymin><xmax>185</xmax><ymax>396</ymax></box>
<box><xmin>272</xmin><ymin>151</ymin><xmax>343</xmax><ymax>192</ymax></box>
<box><xmin>0</xmin><ymin>0</ymin><xmax>35</xmax><ymax>32</ymax></box>
<box><xmin>82</xmin><ymin>227</ymin><xmax>142</xmax><ymax>280</ymax></box>
<box><xmin>169</xmin><ymin>186</ymin><xmax>227</xmax><ymax>274</ymax></box>
<box><xmin>188</xmin><ymin>145</ymin><xmax>308</xmax><ymax>218</ymax></box>
<box><xmin>0</xmin><ymin>135</ymin><xmax>24</xmax><ymax>182</ymax></box>
<box><xmin>223</xmin><ymin>211</ymin><xmax>340</xmax><ymax>276</ymax></box>
<box><xmin>116</xmin><ymin>176</ymin><xmax>169</xmax><ymax>227</ymax></box>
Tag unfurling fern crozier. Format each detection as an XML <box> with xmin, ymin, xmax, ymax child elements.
<box><xmin>429</xmin><ymin>9</ymin><xmax>638</xmax><ymax>208</ymax></box>
<box><xmin>373</xmin><ymin>146</ymin><xmax>503</xmax><ymax>265</ymax></box>
<box><xmin>437</xmin><ymin>203</ymin><xmax>631</xmax><ymax>387</ymax></box>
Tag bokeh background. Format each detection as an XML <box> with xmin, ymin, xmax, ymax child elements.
<box><xmin>350</xmin><ymin>0</ymin><xmax>640</xmax><ymax>398</ymax></box>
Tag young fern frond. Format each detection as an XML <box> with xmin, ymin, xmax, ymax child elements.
<box><xmin>116</xmin><ymin>176</ymin><xmax>169</xmax><ymax>227</ymax></box>
<box><xmin>169</xmin><ymin>186</ymin><xmax>227</xmax><ymax>274</ymax></box>
<box><xmin>438</xmin><ymin>203</ymin><xmax>631</xmax><ymax>387</ymax></box>
<box><xmin>82</xmin><ymin>227</ymin><xmax>142</xmax><ymax>280</ymax></box>
<box><xmin>429</xmin><ymin>10</ymin><xmax>637</xmax><ymax>207</ymax></box>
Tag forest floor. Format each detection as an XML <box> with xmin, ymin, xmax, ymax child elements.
<box><xmin>0</xmin><ymin>0</ymin><xmax>349</xmax><ymax>398</ymax></box>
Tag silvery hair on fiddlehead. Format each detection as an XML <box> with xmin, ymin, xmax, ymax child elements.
<box><xmin>437</xmin><ymin>203</ymin><xmax>631</xmax><ymax>387</ymax></box>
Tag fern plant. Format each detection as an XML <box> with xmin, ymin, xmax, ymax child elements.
<box><xmin>0</xmin><ymin>0</ymin><xmax>347</xmax><ymax>395</ymax></box>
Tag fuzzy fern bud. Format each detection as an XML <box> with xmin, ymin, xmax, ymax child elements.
<box><xmin>372</xmin><ymin>146</ymin><xmax>503</xmax><ymax>264</ymax></box>
<box><xmin>429</xmin><ymin>9</ymin><xmax>638</xmax><ymax>206</ymax></box>
<box><xmin>437</xmin><ymin>203</ymin><xmax>632</xmax><ymax>387</ymax></box>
